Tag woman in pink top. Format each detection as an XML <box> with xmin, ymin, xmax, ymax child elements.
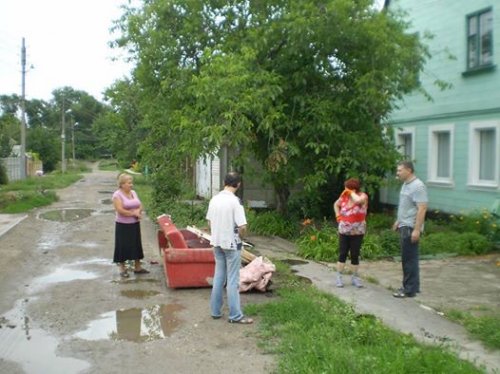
<box><xmin>112</xmin><ymin>173</ymin><xmax>149</xmax><ymax>277</ymax></box>
<box><xmin>333</xmin><ymin>178</ymin><xmax>368</xmax><ymax>288</ymax></box>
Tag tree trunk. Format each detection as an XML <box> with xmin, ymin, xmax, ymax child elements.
<box><xmin>275</xmin><ymin>184</ymin><xmax>290</xmax><ymax>215</ymax></box>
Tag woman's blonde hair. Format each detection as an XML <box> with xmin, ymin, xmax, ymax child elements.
<box><xmin>117</xmin><ymin>173</ymin><xmax>133</xmax><ymax>187</ymax></box>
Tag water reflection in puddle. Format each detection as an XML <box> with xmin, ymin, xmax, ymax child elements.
<box><xmin>73</xmin><ymin>258</ymin><xmax>109</xmax><ymax>266</ymax></box>
<box><xmin>75</xmin><ymin>304</ymin><xmax>185</xmax><ymax>342</ymax></box>
<box><xmin>31</xmin><ymin>268</ymin><xmax>98</xmax><ymax>292</ymax></box>
<box><xmin>39</xmin><ymin>209</ymin><xmax>94</xmax><ymax>222</ymax></box>
<box><xmin>0</xmin><ymin>299</ymin><xmax>89</xmax><ymax>373</ymax></box>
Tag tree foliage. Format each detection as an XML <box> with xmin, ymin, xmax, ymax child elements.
<box><xmin>1</xmin><ymin>88</ymin><xmax>111</xmax><ymax>172</ymax></box>
<box><xmin>113</xmin><ymin>0</ymin><xmax>428</xmax><ymax>213</ymax></box>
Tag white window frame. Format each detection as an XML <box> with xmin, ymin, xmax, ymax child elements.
<box><xmin>428</xmin><ymin>124</ymin><xmax>454</xmax><ymax>185</ymax></box>
<box><xmin>468</xmin><ymin>120</ymin><xmax>499</xmax><ymax>188</ymax></box>
<box><xmin>395</xmin><ymin>126</ymin><xmax>415</xmax><ymax>161</ymax></box>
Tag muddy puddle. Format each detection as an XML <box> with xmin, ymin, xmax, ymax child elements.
<box><xmin>39</xmin><ymin>209</ymin><xmax>94</xmax><ymax>222</ymax></box>
<box><xmin>111</xmin><ymin>278</ymin><xmax>160</xmax><ymax>285</ymax></box>
<box><xmin>30</xmin><ymin>267</ymin><xmax>98</xmax><ymax>292</ymax></box>
<box><xmin>0</xmin><ymin>299</ymin><xmax>90</xmax><ymax>373</ymax></box>
<box><xmin>120</xmin><ymin>290</ymin><xmax>161</xmax><ymax>299</ymax></box>
<box><xmin>75</xmin><ymin>304</ymin><xmax>185</xmax><ymax>342</ymax></box>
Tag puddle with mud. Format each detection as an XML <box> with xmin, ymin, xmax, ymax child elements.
<box><xmin>0</xmin><ymin>299</ymin><xmax>90</xmax><ymax>373</ymax></box>
<box><xmin>73</xmin><ymin>258</ymin><xmax>110</xmax><ymax>266</ymax></box>
<box><xmin>295</xmin><ymin>275</ymin><xmax>313</xmax><ymax>284</ymax></box>
<box><xmin>75</xmin><ymin>304</ymin><xmax>185</xmax><ymax>342</ymax></box>
<box><xmin>39</xmin><ymin>209</ymin><xmax>94</xmax><ymax>222</ymax></box>
<box><xmin>120</xmin><ymin>289</ymin><xmax>161</xmax><ymax>299</ymax></box>
<box><xmin>30</xmin><ymin>267</ymin><xmax>98</xmax><ymax>292</ymax></box>
<box><xmin>111</xmin><ymin>278</ymin><xmax>159</xmax><ymax>285</ymax></box>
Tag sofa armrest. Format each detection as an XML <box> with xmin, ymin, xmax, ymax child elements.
<box><xmin>164</xmin><ymin>247</ymin><xmax>215</xmax><ymax>263</ymax></box>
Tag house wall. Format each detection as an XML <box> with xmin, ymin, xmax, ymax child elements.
<box><xmin>195</xmin><ymin>155</ymin><xmax>221</xmax><ymax>199</ymax></box>
<box><xmin>1</xmin><ymin>157</ymin><xmax>43</xmax><ymax>182</ymax></box>
<box><xmin>383</xmin><ymin>0</ymin><xmax>500</xmax><ymax>214</ymax></box>
<box><xmin>195</xmin><ymin>149</ymin><xmax>278</xmax><ymax>208</ymax></box>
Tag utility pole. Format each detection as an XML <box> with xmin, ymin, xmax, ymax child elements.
<box><xmin>61</xmin><ymin>99</ymin><xmax>66</xmax><ymax>173</ymax></box>
<box><xmin>20</xmin><ymin>38</ymin><xmax>27</xmax><ymax>179</ymax></box>
<box><xmin>72</xmin><ymin>122</ymin><xmax>77</xmax><ymax>163</ymax></box>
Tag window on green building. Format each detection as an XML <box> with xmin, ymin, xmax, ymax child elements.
<box><xmin>395</xmin><ymin>127</ymin><xmax>415</xmax><ymax>162</ymax></box>
<box><xmin>469</xmin><ymin>121</ymin><xmax>499</xmax><ymax>187</ymax></box>
<box><xmin>479</xmin><ymin>128</ymin><xmax>495</xmax><ymax>181</ymax></box>
<box><xmin>429</xmin><ymin>124</ymin><xmax>454</xmax><ymax>184</ymax></box>
<box><xmin>436</xmin><ymin>132</ymin><xmax>451</xmax><ymax>178</ymax></box>
<box><xmin>467</xmin><ymin>8</ymin><xmax>493</xmax><ymax>70</ymax></box>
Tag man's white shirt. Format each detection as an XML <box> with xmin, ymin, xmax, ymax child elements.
<box><xmin>206</xmin><ymin>190</ymin><xmax>247</xmax><ymax>249</ymax></box>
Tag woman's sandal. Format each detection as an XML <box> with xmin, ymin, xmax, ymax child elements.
<box><xmin>228</xmin><ymin>317</ymin><xmax>254</xmax><ymax>324</ymax></box>
<box><xmin>133</xmin><ymin>268</ymin><xmax>150</xmax><ymax>274</ymax></box>
<box><xmin>120</xmin><ymin>271</ymin><xmax>129</xmax><ymax>278</ymax></box>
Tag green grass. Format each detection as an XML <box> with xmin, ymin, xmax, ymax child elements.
<box><xmin>244</xmin><ymin>262</ymin><xmax>484</xmax><ymax>374</ymax></box>
<box><xmin>130</xmin><ymin>175</ymin><xmax>154</xmax><ymax>213</ymax></box>
<box><xmin>0</xmin><ymin>171</ymin><xmax>84</xmax><ymax>213</ymax></box>
<box><xmin>98</xmin><ymin>159</ymin><xmax>120</xmax><ymax>171</ymax></box>
<box><xmin>446</xmin><ymin>309</ymin><xmax>500</xmax><ymax>350</ymax></box>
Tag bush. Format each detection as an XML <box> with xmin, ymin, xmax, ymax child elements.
<box><xmin>421</xmin><ymin>232</ymin><xmax>492</xmax><ymax>256</ymax></box>
<box><xmin>0</xmin><ymin>161</ymin><xmax>8</xmax><ymax>185</ymax></box>
<box><xmin>361</xmin><ymin>233</ymin><xmax>385</xmax><ymax>260</ymax></box>
<box><xmin>296</xmin><ymin>224</ymin><xmax>338</xmax><ymax>261</ymax></box>
<box><xmin>454</xmin><ymin>232</ymin><xmax>492</xmax><ymax>255</ymax></box>
<box><xmin>448</xmin><ymin>210</ymin><xmax>500</xmax><ymax>244</ymax></box>
<box><xmin>376</xmin><ymin>229</ymin><xmax>400</xmax><ymax>256</ymax></box>
<box><xmin>287</xmin><ymin>191</ymin><xmax>324</xmax><ymax>221</ymax></box>
<box><xmin>247</xmin><ymin>210</ymin><xmax>296</xmax><ymax>238</ymax></box>
<box><xmin>153</xmin><ymin>199</ymin><xmax>208</xmax><ymax>228</ymax></box>
<box><xmin>366</xmin><ymin>212</ymin><xmax>394</xmax><ymax>231</ymax></box>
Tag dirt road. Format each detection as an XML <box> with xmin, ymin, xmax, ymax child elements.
<box><xmin>0</xmin><ymin>165</ymin><xmax>499</xmax><ymax>373</ymax></box>
<box><xmin>0</xmin><ymin>166</ymin><xmax>275</xmax><ymax>374</ymax></box>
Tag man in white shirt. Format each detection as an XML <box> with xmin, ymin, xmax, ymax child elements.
<box><xmin>206</xmin><ymin>172</ymin><xmax>253</xmax><ymax>324</ymax></box>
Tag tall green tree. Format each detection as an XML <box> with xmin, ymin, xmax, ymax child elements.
<box><xmin>114</xmin><ymin>0</ymin><xmax>428</xmax><ymax>213</ymax></box>
<box><xmin>0</xmin><ymin>95</ymin><xmax>21</xmax><ymax>157</ymax></box>
<box><xmin>95</xmin><ymin>79</ymin><xmax>144</xmax><ymax>163</ymax></box>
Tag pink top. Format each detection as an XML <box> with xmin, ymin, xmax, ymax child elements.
<box><xmin>337</xmin><ymin>192</ymin><xmax>368</xmax><ymax>235</ymax></box>
<box><xmin>113</xmin><ymin>189</ymin><xmax>141</xmax><ymax>224</ymax></box>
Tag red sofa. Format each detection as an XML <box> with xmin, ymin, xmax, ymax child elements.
<box><xmin>157</xmin><ymin>214</ymin><xmax>215</xmax><ymax>288</ymax></box>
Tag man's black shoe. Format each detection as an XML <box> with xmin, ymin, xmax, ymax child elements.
<box><xmin>392</xmin><ymin>291</ymin><xmax>416</xmax><ymax>298</ymax></box>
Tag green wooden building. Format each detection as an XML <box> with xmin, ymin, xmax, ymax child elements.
<box><xmin>381</xmin><ymin>0</ymin><xmax>500</xmax><ymax>214</ymax></box>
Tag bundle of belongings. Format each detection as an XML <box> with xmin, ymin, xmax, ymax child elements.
<box><xmin>239</xmin><ymin>256</ymin><xmax>276</xmax><ymax>292</ymax></box>
<box><xmin>186</xmin><ymin>225</ymin><xmax>275</xmax><ymax>292</ymax></box>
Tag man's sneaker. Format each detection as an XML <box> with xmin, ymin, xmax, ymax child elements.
<box><xmin>351</xmin><ymin>276</ymin><xmax>363</xmax><ymax>288</ymax></box>
<box><xmin>393</xmin><ymin>290</ymin><xmax>416</xmax><ymax>298</ymax></box>
<box><xmin>335</xmin><ymin>275</ymin><xmax>344</xmax><ymax>288</ymax></box>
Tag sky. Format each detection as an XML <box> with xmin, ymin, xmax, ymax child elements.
<box><xmin>0</xmin><ymin>0</ymin><xmax>386</xmax><ymax>104</ymax></box>
<box><xmin>0</xmin><ymin>0</ymin><xmax>133</xmax><ymax>102</ymax></box>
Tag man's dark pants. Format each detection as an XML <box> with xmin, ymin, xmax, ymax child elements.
<box><xmin>399</xmin><ymin>226</ymin><xmax>420</xmax><ymax>295</ymax></box>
